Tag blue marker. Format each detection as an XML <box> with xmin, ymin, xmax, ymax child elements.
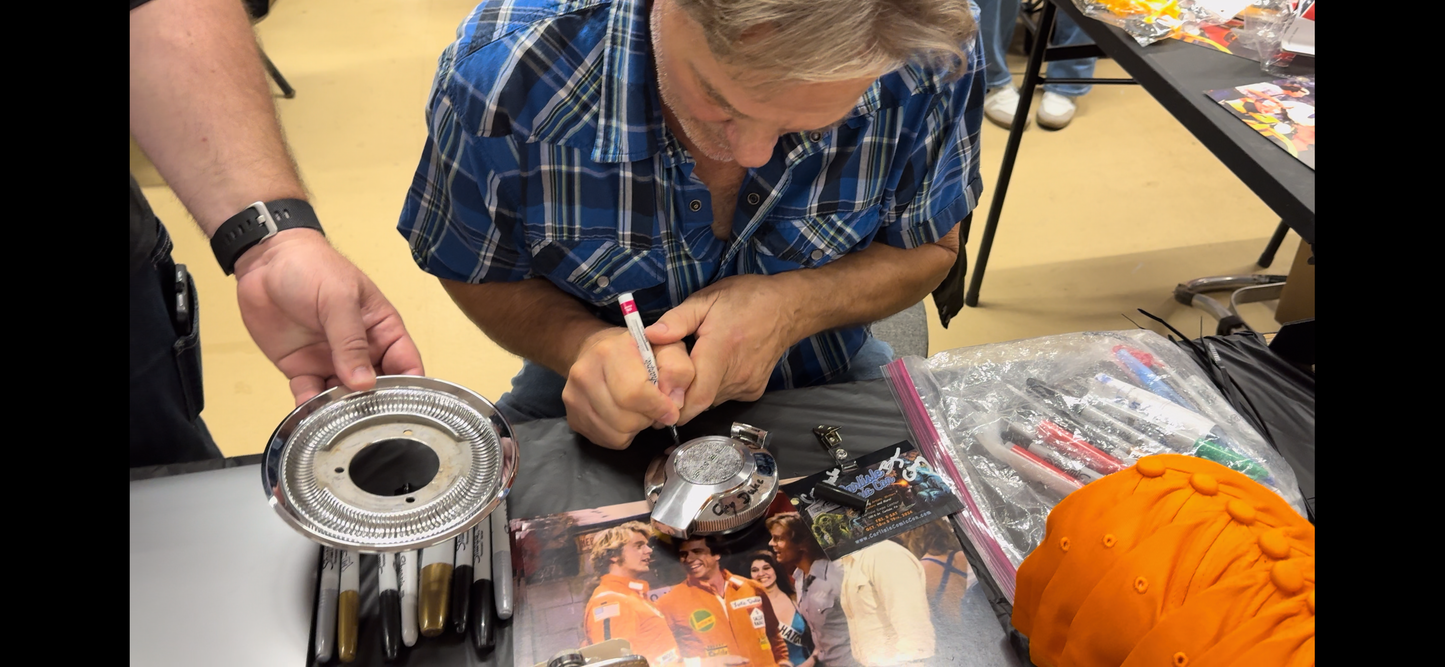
<box><xmin>1114</xmin><ymin>348</ymin><xmax>1196</xmax><ymax>411</ymax></box>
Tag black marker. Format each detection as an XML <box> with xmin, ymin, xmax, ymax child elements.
<box><xmin>450</xmin><ymin>526</ymin><xmax>473</xmax><ymax>634</ymax></box>
<box><xmin>814</xmin><ymin>481</ymin><xmax>870</xmax><ymax>512</ymax></box>
<box><xmin>469</xmin><ymin>523</ymin><xmax>496</xmax><ymax>655</ymax></box>
<box><xmin>378</xmin><ymin>552</ymin><xmax>403</xmax><ymax>661</ymax></box>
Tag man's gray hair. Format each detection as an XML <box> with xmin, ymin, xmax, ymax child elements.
<box><xmin>672</xmin><ymin>0</ymin><xmax>977</xmax><ymax>85</ymax></box>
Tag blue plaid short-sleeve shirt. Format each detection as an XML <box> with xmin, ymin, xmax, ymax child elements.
<box><xmin>399</xmin><ymin>0</ymin><xmax>985</xmax><ymax>390</ymax></box>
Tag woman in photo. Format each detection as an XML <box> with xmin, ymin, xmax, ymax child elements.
<box><xmin>749</xmin><ymin>551</ymin><xmax>815</xmax><ymax>667</ymax></box>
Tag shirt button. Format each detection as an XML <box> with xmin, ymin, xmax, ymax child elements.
<box><xmin>810</xmin><ymin>249</ymin><xmax>824</xmax><ymax>261</ymax></box>
<box><xmin>809</xmin><ymin>131</ymin><xmax>823</xmax><ymax>141</ymax></box>
<box><xmin>597</xmin><ymin>276</ymin><xmax>611</xmax><ymax>288</ymax></box>
<box><xmin>747</xmin><ymin>193</ymin><xmax>761</xmax><ymax>205</ymax></box>
<box><xmin>689</xmin><ymin>200</ymin><xmax>702</xmax><ymax>212</ymax></box>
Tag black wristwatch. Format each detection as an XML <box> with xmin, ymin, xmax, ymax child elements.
<box><xmin>210</xmin><ymin>199</ymin><xmax>325</xmax><ymax>275</ymax></box>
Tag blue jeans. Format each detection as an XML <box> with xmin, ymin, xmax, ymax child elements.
<box><xmin>495</xmin><ymin>336</ymin><xmax>897</xmax><ymax>425</ymax></box>
<box><xmin>977</xmin><ymin>0</ymin><xmax>1097</xmax><ymax>98</ymax></box>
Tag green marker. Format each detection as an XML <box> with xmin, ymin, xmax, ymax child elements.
<box><xmin>1192</xmin><ymin>438</ymin><xmax>1270</xmax><ymax>481</ymax></box>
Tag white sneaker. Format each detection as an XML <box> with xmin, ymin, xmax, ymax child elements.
<box><xmin>1037</xmin><ymin>92</ymin><xmax>1078</xmax><ymax>129</ymax></box>
<box><xmin>984</xmin><ymin>86</ymin><xmax>1030</xmax><ymax>129</ymax></box>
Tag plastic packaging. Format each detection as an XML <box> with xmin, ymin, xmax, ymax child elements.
<box><xmin>1233</xmin><ymin>0</ymin><xmax>1314</xmax><ymax>76</ymax></box>
<box><xmin>883</xmin><ymin>330</ymin><xmax>1306</xmax><ymax>604</ymax></box>
<box><xmin>1072</xmin><ymin>0</ymin><xmax>1240</xmax><ymax>46</ymax></box>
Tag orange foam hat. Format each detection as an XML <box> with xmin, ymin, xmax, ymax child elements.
<box><xmin>1012</xmin><ymin>454</ymin><xmax>1314</xmax><ymax>667</ymax></box>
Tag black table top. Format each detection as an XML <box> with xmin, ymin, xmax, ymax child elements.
<box><xmin>1053</xmin><ymin>0</ymin><xmax>1315</xmax><ymax>244</ymax></box>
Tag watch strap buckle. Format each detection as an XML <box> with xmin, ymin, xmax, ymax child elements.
<box><xmin>250</xmin><ymin>201</ymin><xmax>279</xmax><ymax>240</ymax></box>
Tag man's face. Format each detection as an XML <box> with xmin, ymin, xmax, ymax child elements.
<box><xmin>650</xmin><ymin>0</ymin><xmax>880</xmax><ymax>168</ymax></box>
<box><xmin>769</xmin><ymin>524</ymin><xmax>799</xmax><ymax>568</ymax></box>
<box><xmin>614</xmin><ymin>530</ymin><xmax>655</xmax><ymax>577</ymax></box>
<box><xmin>679</xmin><ymin>538</ymin><xmax>721</xmax><ymax>581</ymax></box>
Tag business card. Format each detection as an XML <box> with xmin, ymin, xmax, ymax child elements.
<box><xmin>780</xmin><ymin>441</ymin><xmax>964</xmax><ymax>560</ymax></box>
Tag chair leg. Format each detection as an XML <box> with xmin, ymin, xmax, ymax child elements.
<box><xmin>1257</xmin><ymin>221</ymin><xmax>1289</xmax><ymax>268</ymax></box>
<box><xmin>260</xmin><ymin>49</ymin><xmax>296</xmax><ymax>99</ymax></box>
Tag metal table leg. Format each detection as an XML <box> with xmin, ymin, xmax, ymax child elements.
<box><xmin>965</xmin><ymin>0</ymin><xmax>1057</xmax><ymax>308</ymax></box>
<box><xmin>261</xmin><ymin>50</ymin><xmax>296</xmax><ymax>99</ymax></box>
<box><xmin>1257</xmin><ymin>220</ymin><xmax>1289</xmax><ymax>268</ymax></box>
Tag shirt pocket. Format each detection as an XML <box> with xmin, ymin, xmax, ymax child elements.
<box><xmin>750</xmin><ymin>206</ymin><xmax>882</xmax><ymax>275</ymax></box>
<box><xmin>526</xmin><ymin>237</ymin><xmax>666</xmax><ymax>307</ymax></box>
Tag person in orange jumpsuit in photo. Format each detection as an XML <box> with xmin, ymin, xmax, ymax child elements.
<box><xmin>656</xmin><ymin>535</ymin><xmax>793</xmax><ymax>666</ymax></box>
<box><xmin>582</xmin><ymin>522</ymin><xmax>687</xmax><ymax>666</ymax></box>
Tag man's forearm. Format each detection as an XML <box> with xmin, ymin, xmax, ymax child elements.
<box><xmin>774</xmin><ymin>223</ymin><xmax>962</xmax><ymax>342</ymax></box>
<box><xmin>130</xmin><ymin>0</ymin><xmax>305</xmax><ymax>234</ymax></box>
<box><xmin>440</xmin><ymin>277</ymin><xmax>616</xmax><ymax>376</ymax></box>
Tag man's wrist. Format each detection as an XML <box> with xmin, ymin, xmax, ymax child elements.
<box><xmin>231</xmin><ymin>227</ymin><xmax>327</xmax><ymax>278</ymax></box>
<box><xmin>562</xmin><ymin>323</ymin><xmax>625</xmax><ymax>374</ymax></box>
<box><xmin>766</xmin><ymin>270</ymin><xmax>820</xmax><ymax>344</ymax></box>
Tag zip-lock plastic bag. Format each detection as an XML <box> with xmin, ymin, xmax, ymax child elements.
<box><xmin>883</xmin><ymin>329</ymin><xmax>1306</xmax><ymax>603</ymax></box>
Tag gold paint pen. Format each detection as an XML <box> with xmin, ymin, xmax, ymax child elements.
<box><xmin>337</xmin><ymin>550</ymin><xmax>360</xmax><ymax>662</ymax></box>
<box><xmin>419</xmin><ymin>538</ymin><xmax>455</xmax><ymax>637</ymax></box>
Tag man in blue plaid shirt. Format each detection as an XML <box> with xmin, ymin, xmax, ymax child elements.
<box><xmin>399</xmin><ymin>0</ymin><xmax>985</xmax><ymax>449</ymax></box>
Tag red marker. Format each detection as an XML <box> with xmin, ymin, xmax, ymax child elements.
<box><xmin>1008</xmin><ymin>444</ymin><xmax>1084</xmax><ymax>497</ymax></box>
<box><xmin>1036</xmin><ymin>420</ymin><xmax>1126</xmax><ymax>475</ymax></box>
<box><xmin>1113</xmin><ymin>344</ymin><xmax>1159</xmax><ymax>369</ymax></box>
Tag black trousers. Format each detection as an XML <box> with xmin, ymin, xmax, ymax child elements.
<box><xmin>129</xmin><ymin>218</ymin><xmax>222</xmax><ymax>467</ymax></box>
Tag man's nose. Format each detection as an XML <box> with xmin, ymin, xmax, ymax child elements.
<box><xmin>727</xmin><ymin>124</ymin><xmax>776</xmax><ymax>168</ymax></box>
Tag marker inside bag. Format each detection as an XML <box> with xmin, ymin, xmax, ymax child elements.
<box><xmin>1113</xmin><ymin>347</ymin><xmax>1196</xmax><ymax>410</ymax></box>
<box><xmin>1026</xmin><ymin>442</ymin><xmax>1103</xmax><ymax>483</ymax></box>
<box><xmin>1036</xmin><ymin>420</ymin><xmax>1126</xmax><ymax>475</ymax></box>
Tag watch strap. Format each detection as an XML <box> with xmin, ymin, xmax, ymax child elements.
<box><xmin>210</xmin><ymin>199</ymin><xmax>324</xmax><ymax>275</ymax></box>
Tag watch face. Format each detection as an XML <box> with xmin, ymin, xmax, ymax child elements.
<box><xmin>674</xmin><ymin>440</ymin><xmax>744</xmax><ymax>485</ymax></box>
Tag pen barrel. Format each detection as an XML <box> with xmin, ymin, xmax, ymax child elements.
<box><xmin>337</xmin><ymin>589</ymin><xmax>360</xmax><ymax>663</ymax></box>
<box><xmin>1026</xmin><ymin>442</ymin><xmax>1103</xmax><ymax>484</ymax></box>
<box><xmin>315</xmin><ymin>547</ymin><xmax>340</xmax><ymax>663</ymax></box>
<box><xmin>398</xmin><ymin>551</ymin><xmax>419</xmax><ymax>647</ymax></box>
<box><xmin>1036</xmin><ymin>420</ymin><xmax>1125</xmax><ymax>475</ymax></box>
<box><xmin>1114</xmin><ymin>348</ymin><xmax>1196</xmax><ymax>410</ymax></box>
<box><xmin>814</xmin><ymin>482</ymin><xmax>870</xmax><ymax>511</ymax></box>
<box><xmin>474</xmin><ymin>525</ymin><xmax>493</xmax><ymax>577</ymax></box>
<box><xmin>449</xmin><ymin>527</ymin><xmax>474</xmax><ymax>634</ymax></box>
<box><xmin>490</xmin><ymin>500</ymin><xmax>514</xmax><ymax>620</ymax></box>
<box><xmin>618</xmin><ymin>292</ymin><xmax>660</xmax><ymax>384</ymax></box>
<box><xmin>1192</xmin><ymin>438</ymin><xmax>1270</xmax><ymax>480</ymax></box>
<box><xmin>419</xmin><ymin>562</ymin><xmax>453</xmax><ymax>637</ymax></box>
<box><xmin>336</xmin><ymin>551</ymin><xmax>360</xmax><ymax>663</ymax></box>
<box><xmin>379</xmin><ymin>588</ymin><xmax>403</xmax><ymax>660</ymax></box>
<box><xmin>470</xmin><ymin>578</ymin><xmax>496</xmax><ymax>655</ymax></box>
<box><xmin>450</xmin><ymin>564</ymin><xmax>473</xmax><ymax>634</ymax></box>
<box><xmin>492</xmin><ymin>551</ymin><xmax>513</xmax><ymax>620</ymax></box>
<box><xmin>1092</xmin><ymin>374</ymin><xmax>1217</xmax><ymax>438</ymax></box>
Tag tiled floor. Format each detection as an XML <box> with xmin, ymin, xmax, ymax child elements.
<box><xmin>131</xmin><ymin>0</ymin><xmax>1303</xmax><ymax>456</ymax></box>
